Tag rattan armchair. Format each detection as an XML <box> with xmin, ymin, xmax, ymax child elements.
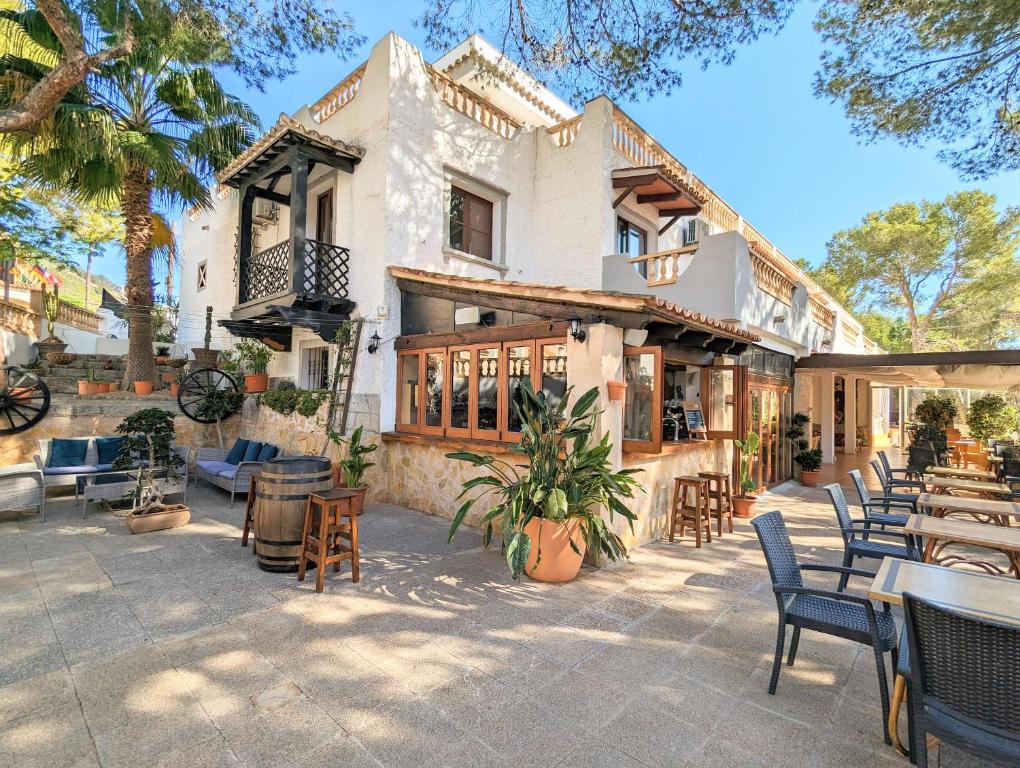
<box><xmin>0</xmin><ymin>463</ymin><xmax>46</xmax><ymax>521</ymax></box>
<box><xmin>752</xmin><ymin>511</ymin><xmax>899</xmax><ymax>745</ymax></box>
<box><xmin>870</xmin><ymin>459</ymin><xmax>925</xmax><ymax>498</ymax></box>
<box><xmin>848</xmin><ymin>469</ymin><xmax>916</xmax><ymax>527</ymax></box>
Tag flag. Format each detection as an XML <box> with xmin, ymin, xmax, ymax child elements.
<box><xmin>30</xmin><ymin>263</ymin><xmax>62</xmax><ymax>289</ymax></box>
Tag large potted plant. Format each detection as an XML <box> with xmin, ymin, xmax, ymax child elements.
<box><xmin>328</xmin><ymin>424</ymin><xmax>378</xmax><ymax>515</ymax></box>
<box><xmin>913</xmin><ymin>394</ymin><xmax>958</xmax><ymax>430</ymax></box>
<box><xmin>235</xmin><ymin>339</ymin><xmax>273</xmax><ymax>393</ymax></box>
<box><xmin>36</xmin><ymin>286</ymin><xmax>67</xmax><ymax>357</ymax></box>
<box><xmin>732</xmin><ymin>431</ymin><xmax>760</xmax><ymax>518</ymax></box>
<box><xmin>794</xmin><ymin>448</ymin><xmax>823</xmax><ymax>487</ymax></box>
<box><xmin>967</xmin><ymin>394</ymin><xmax>1019</xmax><ymax>444</ymax></box>
<box><xmin>114</xmin><ymin>408</ymin><xmax>188</xmax><ymax>533</ymax></box>
<box><xmin>447</xmin><ymin>380</ymin><xmax>642</xmax><ymax>582</ymax></box>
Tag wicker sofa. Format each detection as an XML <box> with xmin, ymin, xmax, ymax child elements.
<box><xmin>0</xmin><ymin>463</ymin><xmax>46</xmax><ymax>521</ymax></box>
<box><xmin>194</xmin><ymin>440</ymin><xmax>282</xmax><ymax>506</ymax></box>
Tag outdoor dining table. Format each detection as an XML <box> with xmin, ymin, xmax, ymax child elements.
<box><xmin>903</xmin><ymin>513</ymin><xmax>1020</xmax><ymax>577</ymax></box>
<box><xmin>869</xmin><ymin>558</ymin><xmax>1020</xmax><ymax>754</ymax></box>
<box><xmin>924</xmin><ymin>465</ymin><xmax>997</xmax><ymax>481</ymax></box>
<box><xmin>925</xmin><ymin>476</ymin><xmax>1011</xmax><ymax>498</ymax></box>
<box><xmin>917</xmin><ymin>492</ymin><xmax>1020</xmax><ymax>526</ymax></box>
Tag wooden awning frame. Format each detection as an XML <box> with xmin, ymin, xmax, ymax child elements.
<box><xmin>611</xmin><ymin>166</ymin><xmax>704</xmax><ymax>236</ymax></box>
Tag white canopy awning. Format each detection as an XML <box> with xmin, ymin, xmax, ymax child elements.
<box><xmin>796</xmin><ymin>351</ymin><xmax>1020</xmax><ymax>390</ymax></box>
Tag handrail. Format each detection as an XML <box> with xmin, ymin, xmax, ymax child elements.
<box><xmin>626</xmin><ymin>245</ymin><xmax>698</xmax><ymax>287</ymax></box>
<box><xmin>810</xmin><ymin>296</ymin><xmax>835</xmax><ymax>331</ymax></box>
<box><xmin>57</xmin><ymin>300</ymin><xmax>102</xmax><ymax>334</ymax></box>
<box><xmin>427</xmin><ymin>66</ymin><xmax>522</xmax><ymax>139</ymax></box>
<box><xmin>310</xmin><ymin>63</ymin><xmax>367</xmax><ymax>123</ymax></box>
<box><xmin>0</xmin><ymin>299</ymin><xmax>40</xmax><ymax>336</ymax></box>
<box><xmin>547</xmin><ymin>115</ymin><xmax>582</xmax><ymax>147</ymax></box>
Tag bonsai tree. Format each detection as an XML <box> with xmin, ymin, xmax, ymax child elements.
<box><xmin>235</xmin><ymin>339</ymin><xmax>273</xmax><ymax>375</ymax></box>
<box><xmin>447</xmin><ymin>380</ymin><xmax>642</xmax><ymax>580</ymax></box>
<box><xmin>913</xmin><ymin>394</ymin><xmax>959</xmax><ymax>430</ymax></box>
<box><xmin>329</xmin><ymin>424</ymin><xmax>378</xmax><ymax>488</ymax></box>
<box><xmin>114</xmin><ymin>408</ymin><xmax>183</xmax><ymax>513</ymax></box>
<box><xmin>967</xmin><ymin>394</ymin><xmax>1019</xmax><ymax>443</ymax></box>
<box><xmin>734</xmin><ymin>431</ymin><xmax>760</xmax><ymax>498</ymax></box>
<box><xmin>788</xmin><ymin>412</ymin><xmax>810</xmax><ymax>452</ymax></box>
<box><xmin>195</xmin><ymin>388</ymin><xmax>244</xmax><ymax>449</ymax></box>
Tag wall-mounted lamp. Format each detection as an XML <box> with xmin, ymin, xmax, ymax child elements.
<box><xmin>773</xmin><ymin>315</ymin><xmax>786</xmax><ymax>325</ymax></box>
<box><xmin>821</xmin><ymin>337</ymin><xmax>833</xmax><ymax>348</ymax></box>
<box><xmin>568</xmin><ymin>317</ymin><xmax>587</xmax><ymax>343</ymax></box>
<box><xmin>367</xmin><ymin>331</ymin><xmax>382</xmax><ymax>354</ymax></box>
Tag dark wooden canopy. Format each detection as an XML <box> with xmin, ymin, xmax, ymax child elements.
<box><xmin>612</xmin><ymin>166</ymin><xmax>705</xmax><ymax>236</ymax></box>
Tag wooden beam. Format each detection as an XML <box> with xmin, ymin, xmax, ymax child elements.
<box><xmin>612</xmin><ymin>173</ymin><xmax>659</xmax><ymax>188</ymax></box>
<box><xmin>395</xmin><ymin>321</ymin><xmax>571</xmax><ymax>350</ymax></box>
<box><xmin>657</xmin><ymin>205</ymin><xmax>701</xmax><ymax>218</ymax></box>
<box><xmin>289</xmin><ymin>151</ymin><xmax>308</xmax><ymax>294</ymax></box>
<box><xmin>299</xmin><ymin>144</ymin><xmax>357</xmax><ymax>173</ymax></box>
<box><xmin>658</xmin><ymin>214</ymin><xmax>680</xmax><ymax>237</ymax></box>
<box><xmin>612</xmin><ymin>185</ymin><xmax>637</xmax><ymax>209</ymax></box>
<box><xmin>637</xmin><ymin>192</ymin><xmax>682</xmax><ymax>204</ymax></box>
<box><xmin>250</xmin><ymin>187</ymin><xmax>290</xmax><ymax>206</ymax></box>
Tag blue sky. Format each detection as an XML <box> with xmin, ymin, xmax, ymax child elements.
<box><xmin>91</xmin><ymin>1</ymin><xmax>1020</xmax><ymax>287</ymax></box>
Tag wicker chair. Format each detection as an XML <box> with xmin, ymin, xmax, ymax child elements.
<box><xmin>879</xmin><ymin>450</ymin><xmax>924</xmax><ymax>481</ymax></box>
<box><xmin>0</xmin><ymin>463</ymin><xmax>46</xmax><ymax>521</ymax></box>
<box><xmin>194</xmin><ymin>445</ymin><xmax>280</xmax><ymax>506</ymax></box>
<box><xmin>903</xmin><ymin>592</ymin><xmax>1020</xmax><ymax>767</ymax></box>
<box><xmin>751</xmin><ymin>511</ymin><xmax>899</xmax><ymax>744</ymax></box>
<box><xmin>847</xmin><ymin>469</ymin><xmax>915</xmax><ymax>528</ymax></box>
<box><xmin>871</xmin><ymin>459</ymin><xmax>925</xmax><ymax>498</ymax></box>
<box><xmin>824</xmin><ymin>483</ymin><xmax>920</xmax><ymax>591</ymax></box>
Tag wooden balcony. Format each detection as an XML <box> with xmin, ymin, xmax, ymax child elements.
<box><xmin>237</xmin><ymin>238</ymin><xmax>351</xmax><ymax>311</ymax></box>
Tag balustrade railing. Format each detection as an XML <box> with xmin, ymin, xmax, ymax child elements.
<box><xmin>301</xmin><ymin>240</ymin><xmax>350</xmax><ymax>297</ymax></box>
<box><xmin>627</xmin><ymin>245</ymin><xmax>698</xmax><ymax>287</ymax></box>
<box><xmin>548</xmin><ymin>115</ymin><xmax>582</xmax><ymax>147</ymax></box>
<box><xmin>0</xmin><ymin>299</ymin><xmax>40</xmax><ymax>336</ymax></box>
<box><xmin>239</xmin><ymin>240</ymin><xmax>290</xmax><ymax>304</ymax></box>
<box><xmin>311</xmin><ymin>63</ymin><xmax>366</xmax><ymax>123</ymax></box>
<box><xmin>239</xmin><ymin>238</ymin><xmax>350</xmax><ymax>305</ymax></box>
<box><xmin>57</xmin><ymin>300</ymin><xmax>101</xmax><ymax>333</ymax></box>
<box><xmin>809</xmin><ymin>296</ymin><xmax>835</xmax><ymax>331</ymax></box>
<box><xmin>428</xmin><ymin>67</ymin><xmax>522</xmax><ymax>139</ymax></box>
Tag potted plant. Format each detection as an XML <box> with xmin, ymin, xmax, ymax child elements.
<box><xmin>328</xmin><ymin>424</ymin><xmax>378</xmax><ymax>515</ymax></box>
<box><xmin>36</xmin><ymin>286</ymin><xmax>67</xmax><ymax>358</ymax></box>
<box><xmin>78</xmin><ymin>367</ymin><xmax>99</xmax><ymax>395</ymax></box>
<box><xmin>794</xmin><ymin>447</ymin><xmax>823</xmax><ymax>486</ymax></box>
<box><xmin>134</xmin><ymin>379</ymin><xmax>154</xmax><ymax>396</ymax></box>
<box><xmin>908</xmin><ymin>423</ymin><xmax>947</xmax><ymax>472</ymax></box>
<box><xmin>447</xmin><ymin>380</ymin><xmax>642</xmax><ymax>582</ymax></box>
<box><xmin>913</xmin><ymin>394</ymin><xmax>958</xmax><ymax>431</ymax></box>
<box><xmin>47</xmin><ymin>352</ymin><xmax>76</xmax><ymax>365</ymax></box>
<box><xmin>235</xmin><ymin>339</ymin><xmax>273</xmax><ymax>393</ymax></box>
<box><xmin>114</xmin><ymin>408</ymin><xmax>189</xmax><ymax>533</ymax></box>
<box><xmin>154</xmin><ymin>345</ymin><xmax>172</xmax><ymax>365</ymax></box>
<box><xmin>732</xmin><ymin>432</ymin><xmax>760</xmax><ymax>518</ymax></box>
<box><xmin>103</xmin><ymin>358</ymin><xmax>116</xmax><ymax>370</ymax></box>
<box><xmin>169</xmin><ymin>371</ymin><xmax>182</xmax><ymax>398</ymax></box>
<box><xmin>967</xmin><ymin>394</ymin><xmax>1019</xmax><ymax>444</ymax></box>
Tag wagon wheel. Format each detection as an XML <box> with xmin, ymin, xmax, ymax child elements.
<box><xmin>177</xmin><ymin>368</ymin><xmax>241</xmax><ymax>423</ymax></box>
<box><xmin>0</xmin><ymin>366</ymin><xmax>50</xmax><ymax>434</ymax></box>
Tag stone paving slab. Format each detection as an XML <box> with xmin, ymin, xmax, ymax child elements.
<box><xmin>0</xmin><ymin>482</ymin><xmax>997</xmax><ymax>767</ymax></box>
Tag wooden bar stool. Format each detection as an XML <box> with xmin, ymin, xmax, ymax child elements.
<box><xmin>698</xmin><ymin>470</ymin><xmax>734</xmax><ymax>536</ymax></box>
<box><xmin>669</xmin><ymin>476</ymin><xmax>712</xmax><ymax>547</ymax></box>
<box><xmin>298</xmin><ymin>488</ymin><xmax>361</xmax><ymax>593</ymax></box>
<box><xmin>242</xmin><ymin>475</ymin><xmax>257</xmax><ymax>548</ymax></box>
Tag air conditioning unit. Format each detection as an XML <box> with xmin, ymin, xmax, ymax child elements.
<box><xmin>252</xmin><ymin>198</ymin><xmax>280</xmax><ymax>224</ymax></box>
<box><xmin>682</xmin><ymin>218</ymin><xmax>712</xmax><ymax>246</ymax></box>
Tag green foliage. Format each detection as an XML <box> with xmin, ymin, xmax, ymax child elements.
<box><xmin>815</xmin><ymin>0</ymin><xmax>1020</xmax><ymax>178</ymax></box>
<box><xmin>113</xmin><ymin>408</ymin><xmax>182</xmax><ymax>510</ymax></box>
<box><xmin>734</xmin><ymin>432</ymin><xmax>760</xmax><ymax>496</ymax></box>
<box><xmin>910</xmin><ymin>423</ymin><xmax>948</xmax><ymax>456</ymax></box>
<box><xmin>811</xmin><ymin>191</ymin><xmax>1020</xmax><ymax>352</ymax></box>
<box><xmin>327</xmin><ymin>424</ymin><xmax>377</xmax><ymax>488</ymax></box>
<box><xmin>787</xmin><ymin>412</ymin><xmax>810</xmax><ymax>452</ymax></box>
<box><xmin>234</xmin><ymin>339</ymin><xmax>274</xmax><ymax>375</ymax></box>
<box><xmin>40</xmin><ymin>285</ymin><xmax>58</xmax><ymax>337</ymax></box>
<box><xmin>194</xmin><ymin>388</ymin><xmax>243</xmax><ymax>423</ymax></box>
<box><xmin>967</xmin><ymin>394</ymin><xmax>1019</xmax><ymax>443</ymax></box>
<box><xmin>446</xmin><ymin>380</ymin><xmax>643</xmax><ymax>580</ymax></box>
<box><xmin>793</xmin><ymin>448</ymin><xmax>823</xmax><ymax>472</ymax></box>
<box><xmin>257</xmin><ymin>387</ymin><xmax>327</xmax><ymax>418</ymax></box>
<box><xmin>218</xmin><ymin>349</ymin><xmax>241</xmax><ymax>375</ymax></box>
<box><xmin>914</xmin><ymin>394</ymin><xmax>959</xmax><ymax>430</ymax></box>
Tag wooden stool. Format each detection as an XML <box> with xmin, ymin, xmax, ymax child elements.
<box><xmin>698</xmin><ymin>471</ymin><xmax>734</xmax><ymax>536</ymax></box>
<box><xmin>298</xmin><ymin>489</ymin><xmax>360</xmax><ymax>593</ymax></box>
<box><xmin>242</xmin><ymin>475</ymin><xmax>257</xmax><ymax>548</ymax></box>
<box><xmin>669</xmin><ymin>476</ymin><xmax>712</xmax><ymax>547</ymax></box>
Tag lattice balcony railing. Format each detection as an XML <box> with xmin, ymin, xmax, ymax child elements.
<box><xmin>301</xmin><ymin>240</ymin><xmax>350</xmax><ymax>298</ymax></box>
<box><xmin>239</xmin><ymin>240</ymin><xmax>290</xmax><ymax>304</ymax></box>
<box><xmin>239</xmin><ymin>238</ymin><xmax>351</xmax><ymax>305</ymax></box>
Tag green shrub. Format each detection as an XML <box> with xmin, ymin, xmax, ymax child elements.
<box><xmin>913</xmin><ymin>394</ymin><xmax>958</xmax><ymax>429</ymax></box>
<box><xmin>793</xmin><ymin>448</ymin><xmax>823</xmax><ymax>472</ymax></box>
<box><xmin>967</xmin><ymin>394</ymin><xmax>1019</xmax><ymax>443</ymax></box>
<box><xmin>257</xmin><ymin>388</ymin><xmax>328</xmax><ymax>418</ymax></box>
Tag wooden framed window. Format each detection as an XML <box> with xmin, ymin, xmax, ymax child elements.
<box><xmin>450</xmin><ymin>186</ymin><xmax>493</xmax><ymax>260</ymax></box>
<box><xmin>474</xmin><ymin>345</ymin><xmax>501</xmax><ymax>441</ymax></box>
<box><xmin>702</xmin><ymin>364</ymin><xmax>745</xmax><ymax>440</ymax></box>
<box><xmin>538</xmin><ymin>339</ymin><xmax>569</xmax><ymax>412</ymax></box>
<box><xmin>446</xmin><ymin>346</ymin><xmax>473</xmax><ymax>439</ymax></box>
<box><xmin>617</xmin><ymin>218</ymin><xmax>648</xmax><ymax>278</ymax></box>
<box><xmin>421</xmin><ymin>348</ymin><xmax>446</xmax><ymax>436</ymax></box>
<box><xmin>396</xmin><ymin>351</ymin><xmax>422</xmax><ymax>431</ymax></box>
<box><xmin>622</xmin><ymin>345</ymin><xmax>663</xmax><ymax>453</ymax></box>
<box><xmin>501</xmin><ymin>341</ymin><xmax>537</xmax><ymax>441</ymax></box>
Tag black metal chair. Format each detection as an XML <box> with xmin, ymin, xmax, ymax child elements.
<box><xmin>824</xmin><ymin>483</ymin><xmax>920</xmax><ymax>591</ymax></box>
<box><xmin>879</xmin><ymin>450</ymin><xmax>924</xmax><ymax>484</ymax></box>
<box><xmin>903</xmin><ymin>592</ymin><xmax>1020</xmax><ymax>767</ymax></box>
<box><xmin>848</xmin><ymin>469</ymin><xmax>915</xmax><ymax>529</ymax></box>
<box><xmin>871</xmin><ymin>459</ymin><xmax>925</xmax><ymax>498</ymax></box>
<box><xmin>751</xmin><ymin>511</ymin><xmax>898</xmax><ymax>744</ymax></box>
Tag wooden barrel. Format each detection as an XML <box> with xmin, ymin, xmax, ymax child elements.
<box><xmin>253</xmin><ymin>456</ymin><xmax>333</xmax><ymax>572</ymax></box>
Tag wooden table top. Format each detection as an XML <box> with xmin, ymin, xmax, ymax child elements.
<box><xmin>918</xmin><ymin>493</ymin><xmax>1020</xmax><ymax>518</ymax></box>
<box><xmin>904</xmin><ymin>514</ymin><xmax>1020</xmax><ymax>553</ymax></box>
<box><xmin>925</xmin><ymin>466</ymin><xmax>996</xmax><ymax>481</ymax></box>
<box><xmin>926</xmin><ymin>476</ymin><xmax>1011</xmax><ymax>495</ymax></box>
<box><xmin>869</xmin><ymin>558</ymin><xmax>1020</xmax><ymax>628</ymax></box>
<box><xmin>989</xmin><ymin>456</ymin><xmax>1004</xmax><ymax>464</ymax></box>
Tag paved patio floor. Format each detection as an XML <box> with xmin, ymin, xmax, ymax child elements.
<box><xmin>0</xmin><ymin>482</ymin><xmax>991</xmax><ymax>767</ymax></box>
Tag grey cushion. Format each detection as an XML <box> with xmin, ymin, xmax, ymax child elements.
<box><xmin>43</xmin><ymin>464</ymin><xmax>98</xmax><ymax>476</ymax></box>
<box><xmin>197</xmin><ymin>460</ymin><xmax>234</xmax><ymax>476</ymax></box>
<box><xmin>216</xmin><ymin>466</ymin><xmax>239</xmax><ymax>480</ymax></box>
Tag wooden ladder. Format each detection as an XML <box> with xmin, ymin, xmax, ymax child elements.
<box><xmin>323</xmin><ymin>319</ymin><xmax>363</xmax><ymax>442</ymax></box>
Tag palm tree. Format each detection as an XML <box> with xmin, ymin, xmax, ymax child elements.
<box><xmin>5</xmin><ymin>0</ymin><xmax>258</xmax><ymax>383</ymax></box>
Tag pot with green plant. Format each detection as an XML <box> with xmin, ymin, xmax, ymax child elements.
<box><xmin>36</xmin><ymin>286</ymin><xmax>67</xmax><ymax>357</ymax></box>
<box><xmin>78</xmin><ymin>367</ymin><xmax>99</xmax><ymax>396</ymax></box>
<box><xmin>113</xmin><ymin>408</ymin><xmax>189</xmax><ymax>533</ymax></box>
<box><xmin>154</xmin><ymin>344</ymin><xmax>172</xmax><ymax>365</ymax></box>
<box><xmin>235</xmin><ymin>339</ymin><xmax>273</xmax><ymax>393</ymax></box>
<box><xmin>967</xmin><ymin>394</ymin><xmax>1019</xmax><ymax>446</ymax></box>
<box><xmin>733</xmin><ymin>431</ymin><xmax>760</xmax><ymax>517</ymax></box>
<box><xmin>794</xmin><ymin>447</ymin><xmax>823</xmax><ymax>487</ymax></box>
<box><xmin>447</xmin><ymin>380</ymin><xmax>642</xmax><ymax>583</ymax></box>
<box><xmin>913</xmin><ymin>394</ymin><xmax>959</xmax><ymax>431</ymax></box>
<box><xmin>327</xmin><ymin>424</ymin><xmax>378</xmax><ymax>515</ymax></box>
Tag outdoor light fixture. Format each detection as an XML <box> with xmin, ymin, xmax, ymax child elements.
<box><xmin>821</xmin><ymin>337</ymin><xmax>833</xmax><ymax>348</ymax></box>
<box><xmin>367</xmin><ymin>331</ymin><xmax>382</xmax><ymax>354</ymax></box>
<box><xmin>773</xmin><ymin>315</ymin><xmax>786</xmax><ymax>325</ymax></box>
<box><xmin>568</xmin><ymin>317</ymin><xmax>587</xmax><ymax>343</ymax></box>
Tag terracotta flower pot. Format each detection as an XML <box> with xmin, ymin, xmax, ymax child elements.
<box><xmin>732</xmin><ymin>495</ymin><xmax>758</xmax><ymax>518</ymax></box>
<box><xmin>244</xmin><ymin>373</ymin><xmax>269</xmax><ymax>393</ymax></box>
<box><xmin>96</xmin><ymin>383</ymin><xmax>111</xmax><ymax>394</ymax></box>
<box><xmin>169</xmin><ymin>383</ymin><xmax>179</xmax><ymax>397</ymax></box>
<box><xmin>161</xmin><ymin>372</ymin><xmax>175</xmax><ymax>383</ymax></box>
<box><xmin>523</xmin><ymin>517</ymin><xmax>586</xmax><ymax>583</ymax></box>
<box><xmin>77</xmin><ymin>380</ymin><xmax>89</xmax><ymax>395</ymax></box>
<box><xmin>154</xmin><ymin>356</ymin><xmax>171</xmax><ymax>366</ymax></box>
<box><xmin>126</xmin><ymin>504</ymin><xmax>190</xmax><ymax>534</ymax></box>
<box><xmin>607</xmin><ymin>380</ymin><xmax>627</xmax><ymax>402</ymax></box>
<box><xmin>134</xmin><ymin>380</ymin><xmax>154</xmax><ymax>396</ymax></box>
<box><xmin>800</xmin><ymin>469</ymin><xmax>821</xmax><ymax>488</ymax></box>
<box><xmin>108</xmin><ymin>381</ymin><xmax>120</xmax><ymax>392</ymax></box>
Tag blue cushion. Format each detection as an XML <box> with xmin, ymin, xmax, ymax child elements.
<box><xmin>48</xmin><ymin>439</ymin><xmax>89</xmax><ymax>468</ymax></box>
<box><xmin>43</xmin><ymin>464</ymin><xmax>98</xmax><ymax>476</ymax></box>
<box><xmin>225</xmin><ymin>439</ymin><xmax>249</xmax><ymax>465</ymax></box>
<box><xmin>257</xmin><ymin>444</ymin><xmax>278</xmax><ymax>462</ymax></box>
<box><xmin>95</xmin><ymin>437</ymin><xmax>126</xmax><ymax>465</ymax></box>
<box><xmin>197</xmin><ymin>460</ymin><xmax>234</xmax><ymax>476</ymax></box>
<box><xmin>217</xmin><ymin>466</ymin><xmax>239</xmax><ymax>480</ymax></box>
<box><xmin>95</xmin><ymin>463</ymin><xmax>114</xmax><ymax>472</ymax></box>
<box><xmin>242</xmin><ymin>441</ymin><xmax>263</xmax><ymax>462</ymax></box>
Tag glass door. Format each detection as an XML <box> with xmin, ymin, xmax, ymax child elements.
<box><xmin>747</xmin><ymin>382</ymin><xmax>792</xmax><ymax>490</ymax></box>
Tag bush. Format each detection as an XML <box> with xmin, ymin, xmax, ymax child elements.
<box><xmin>913</xmin><ymin>394</ymin><xmax>958</xmax><ymax>429</ymax></box>
<box><xmin>257</xmin><ymin>388</ymin><xmax>328</xmax><ymax>418</ymax></box>
<box><xmin>967</xmin><ymin>394</ymin><xmax>1018</xmax><ymax>443</ymax></box>
<box><xmin>788</xmin><ymin>412</ymin><xmax>810</xmax><ymax>451</ymax></box>
<box><xmin>794</xmin><ymin>448</ymin><xmax>823</xmax><ymax>472</ymax></box>
<box><xmin>910</xmin><ymin>423</ymin><xmax>948</xmax><ymax>454</ymax></box>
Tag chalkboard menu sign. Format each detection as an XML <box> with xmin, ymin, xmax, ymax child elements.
<box><xmin>683</xmin><ymin>400</ymin><xmax>708</xmax><ymax>439</ymax></box>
